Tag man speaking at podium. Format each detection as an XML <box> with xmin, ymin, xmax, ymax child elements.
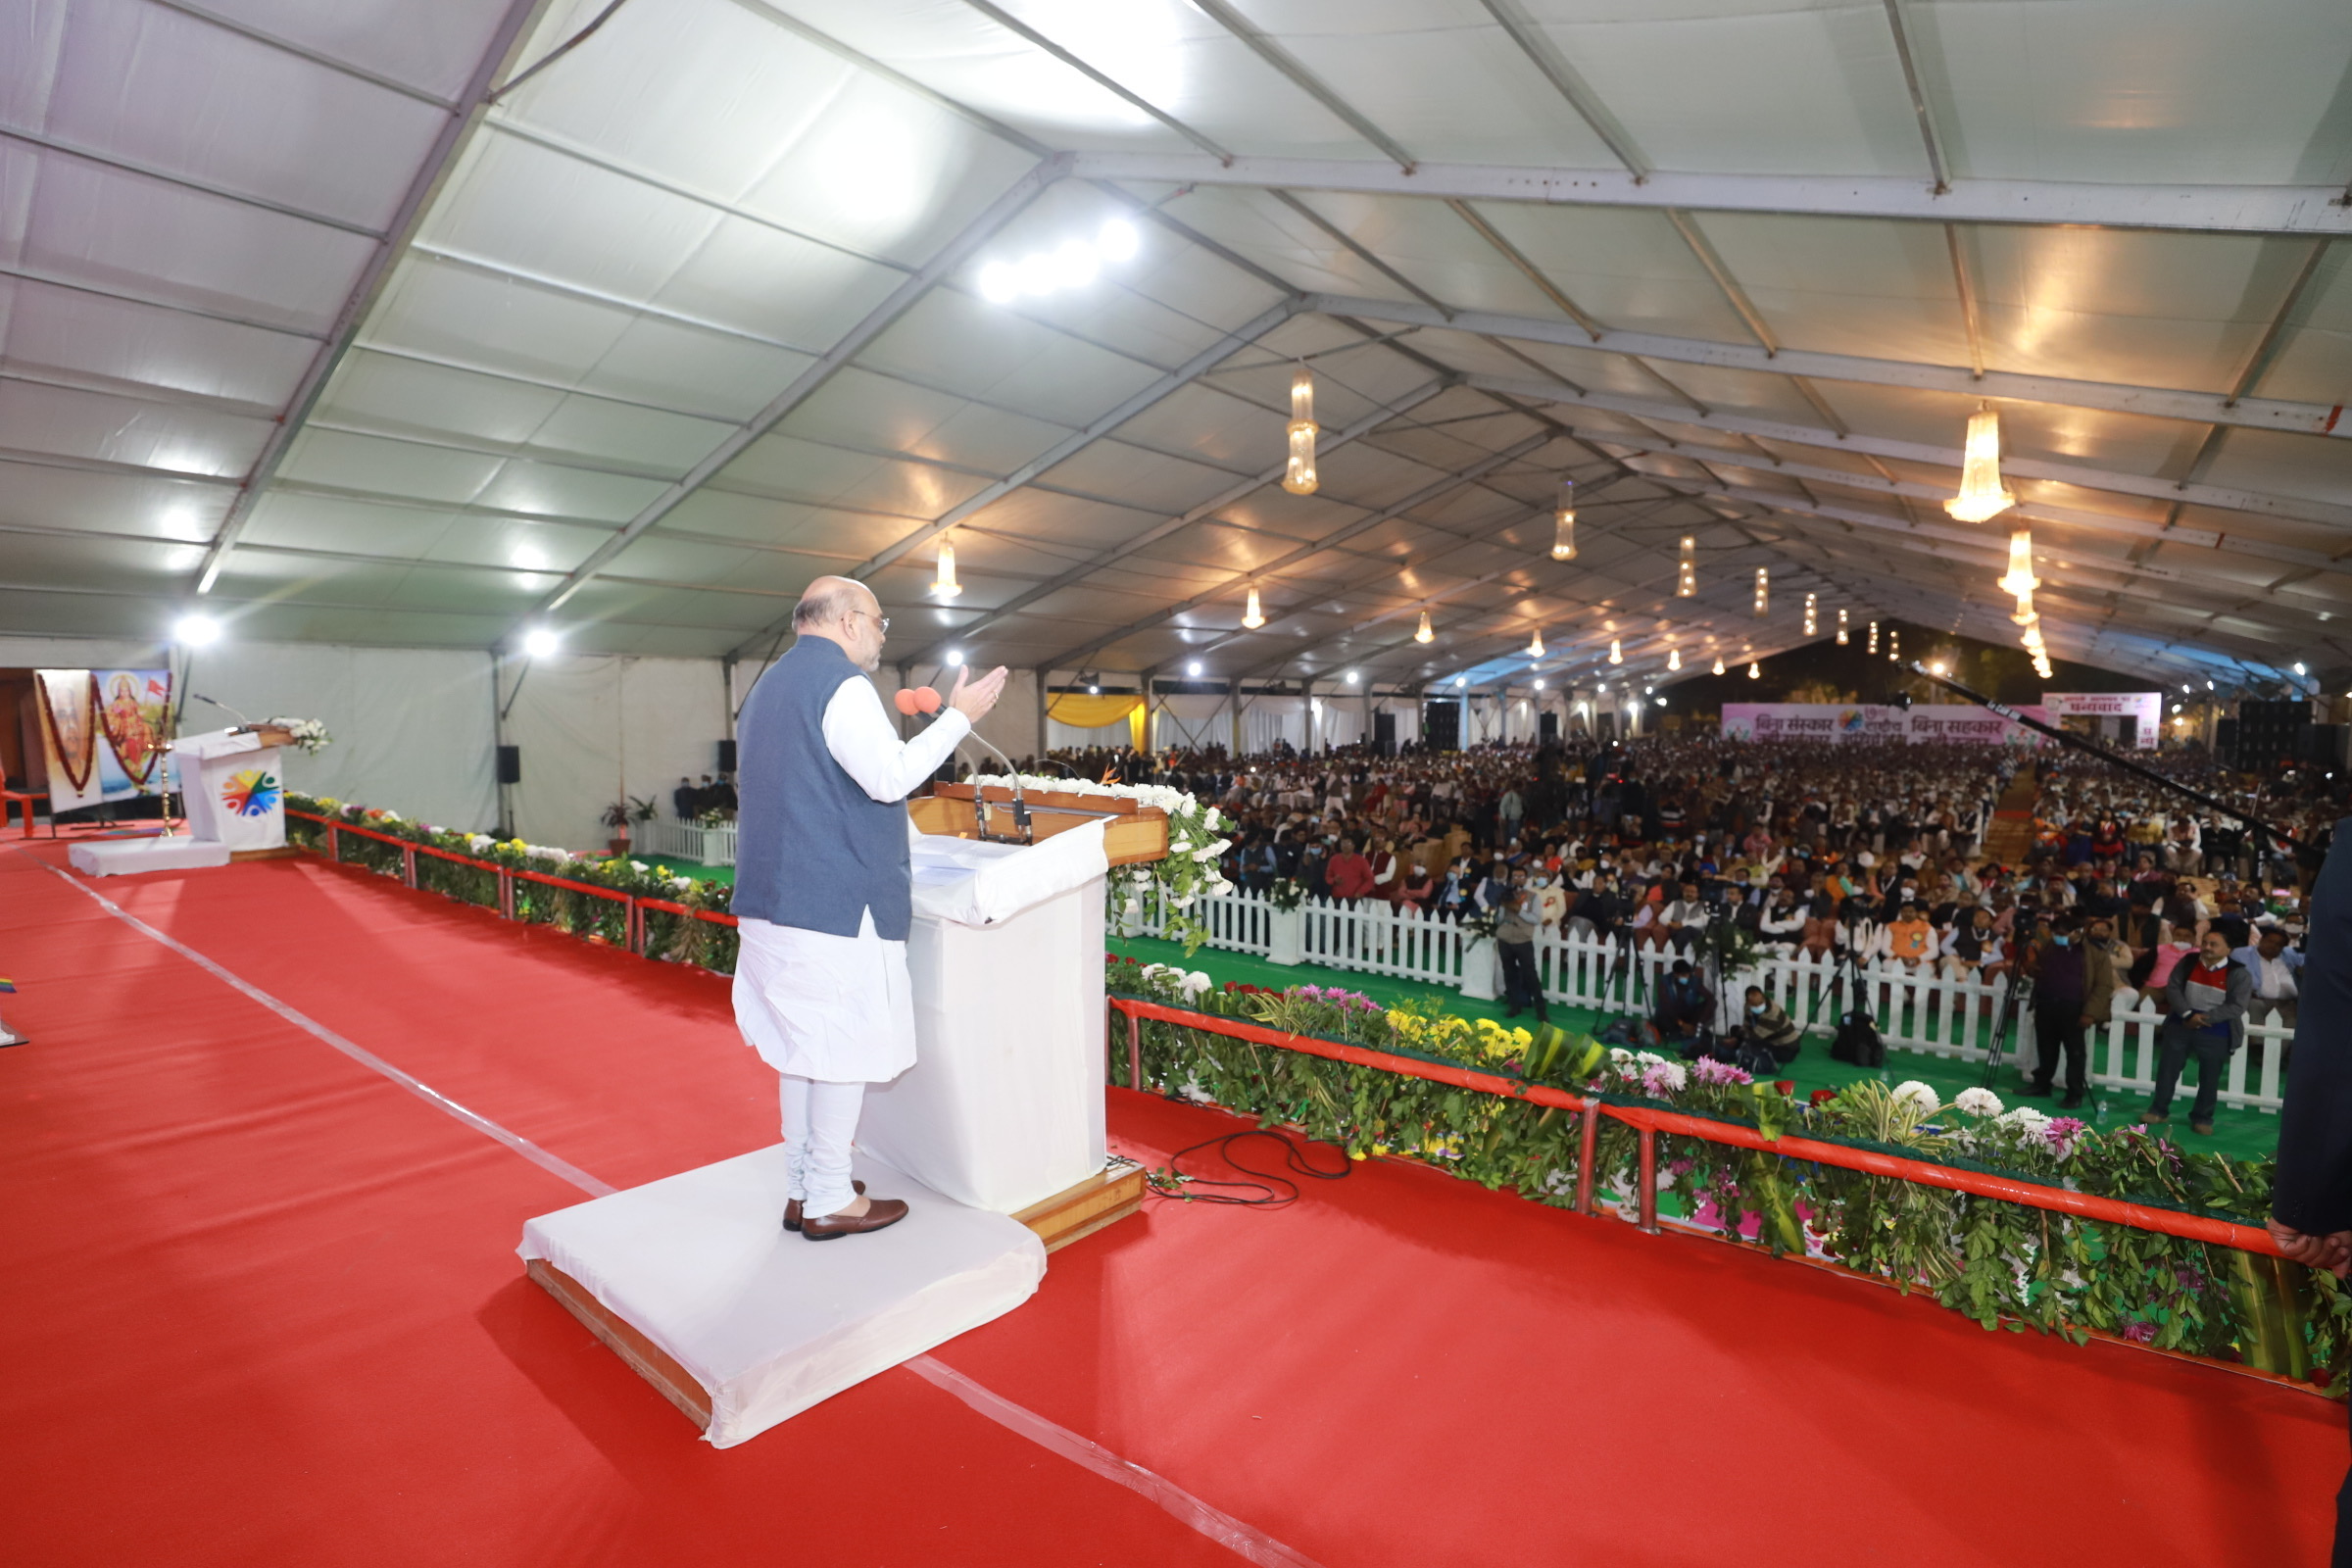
<box><xmin>732</xmin><ymin>576</ymin><xmax>1006</xmax><ymax>1240</ymax></box>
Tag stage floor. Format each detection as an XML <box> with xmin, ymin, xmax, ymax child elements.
<box><xmin>0</xmin><ymin>840</ymin><xmax>2339</xmax><ymax>1567</ymax></box>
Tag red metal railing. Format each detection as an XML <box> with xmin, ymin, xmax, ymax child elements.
<box><xmin>1105</xmin><ymin>995</ymin><xmax>2284</xmax><ymax>1257</ymax></box>
<box><xmin>287</xmin><ymin>808</ymin><xmax>739</xmax><ymax>955</ymax></box>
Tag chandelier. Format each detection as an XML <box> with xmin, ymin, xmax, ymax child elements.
<box><xmin>1283</xmin><ymin>368</ymin><xmax>1318</xmax><ymax>495</ymax></box>
<box><xmin>1552</xmin><ymin>479</ymin><xmax>1577</xmax><ymax>561</ymax></box>
<box><xmin>1414</xmin><ymin>610</ymin><xmax>1433</xmax><ymax>644</ymax></box>
<box><xmin>1242</xmin><ymin>584</ymin><xmax>1264</xmax><ymax>628</ymax></box>
<box><xmin>1753</xmin><ymin>566</ymin><xmax>1769</xmax><ymax>617</ymax></box>
<box><xmin>1676</xmin><ymin>536</ymin><xmax>1695</xmax><ymax>597</ymax></box>
<box><xmin>1836</xmin><ymin>608</ymin><xmax>1849</xmax><ymax>646</ymax></box>
<box><xmin>1945</xmin><ymin>407</ymin><xmax>2015</xmax><ymax>523</ymax></box>
<box><xmin>933</xmin><ymin>534</ymin><xmax>961</xmax><ymax>598</ymax></box>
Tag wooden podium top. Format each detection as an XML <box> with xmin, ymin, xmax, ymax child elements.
<box><xmin>239</xmin><ymin>724</ymin><xmax>298</xmax><ymax>749</ymax></box>
<box><xmin>911</xmin><ymin>782</ymin><xmax>1168</xmax><ymax>866</ymax></box>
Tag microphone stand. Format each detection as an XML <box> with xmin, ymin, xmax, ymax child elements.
<box><xmin>1901</xmin><ymin>662</ymin><xmax>2303</xmax><ymax>851</ymax></box>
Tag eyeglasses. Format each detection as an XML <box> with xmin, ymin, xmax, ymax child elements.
<box><xmin>847</xmin><ymin>610</ymin><xmax>890</xmax><ymax>635</ymax></box>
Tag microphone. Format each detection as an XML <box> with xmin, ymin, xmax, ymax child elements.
<box><xmin>191</xmin><ymin>692</ymin><xmax>251</xmax><ymax>723</ymax></box>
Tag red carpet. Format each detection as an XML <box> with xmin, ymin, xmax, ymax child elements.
<box><xmin>1</xmin><ymin>845</ymin><xmax>2342</xmax><ymax>1566</ymax></box>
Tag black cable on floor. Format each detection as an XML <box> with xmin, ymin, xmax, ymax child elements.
<box><xmin>1147</xmin><ymin>1128</ymin><xmax>1352</xmax><ymax>1208</ymax></box>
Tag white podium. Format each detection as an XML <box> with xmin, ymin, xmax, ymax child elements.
<box><xmin>71</xmin><ymin>725</ymin><xmax>291</xmax><ymax>877</ymax></box>
<box><xmin>518</xmin><ymin>786</ymin><xmax>1169</xmax><ymax>1446</ymax></box>
<box><xmin>174</xmin><ymin>726</ymin><xmax>291</xmax><ymax>854</ymax></box>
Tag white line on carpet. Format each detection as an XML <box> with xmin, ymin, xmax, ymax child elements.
<box><xmin>15</xmin><ymin>848</ymin><xmax>1322</xmax><ymax>1568</ymax></box>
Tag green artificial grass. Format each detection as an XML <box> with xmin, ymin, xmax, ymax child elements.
<box><xmin>1104</xmin><ymin>932</ymin><xmax>2280</xmax><ymax>1162</ymax></box>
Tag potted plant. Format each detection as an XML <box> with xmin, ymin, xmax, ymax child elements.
<box><xmin>602</xmin><ymin>797</ymin><xmax>657</xmax><ymax>856</ymax></box>
<box><xmin>1265</xmin><ymin>876</ymin><xmax>1307</xmax><ymax>966</ymax></box>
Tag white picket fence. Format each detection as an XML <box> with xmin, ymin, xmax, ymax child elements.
<box><xmin>636</xmin><ymin>816</ymin><xmax>738</xmax><ymax>866</ymax></box>
<box><xmin>1130</xmin><ymin>885</ymin><xmax>2288</xmax><ymax>1114</ymax></box>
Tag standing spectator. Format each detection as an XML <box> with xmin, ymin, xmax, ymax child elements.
<box><xmin>2024</xmin><ymin>915</ymin><xmax>2112</xmax><ymax>1109</ymax></box>
<box><xmin>2144</xmin><ymin>928</ymin><xmax>2249</xmax><ymax>1136</ymax></box>
<box><xmin>1326</xmin><ymin>837</ymin><xmax>1374</xmax><ymax>902</ymax></box>
<box><xmin>1495</xmin><ymin>870</ymin><xmax>1546</xmax><ymax>1024</ymax></box>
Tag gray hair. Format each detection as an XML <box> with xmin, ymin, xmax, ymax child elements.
<box><xmin>792</xmin><ymin>575</ymin><xmax>865</xmax><ymax>631</ymax></box>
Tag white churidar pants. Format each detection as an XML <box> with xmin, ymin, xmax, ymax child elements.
<box><xmin>779</xmin><ymin>1075</ymin><xmax>866</xmax><ymax>1217</ymax></box>
<box><xmin>734</xmin><ymin>910</ymin><xmax>918</xmax><ymax>1220</ymax></box>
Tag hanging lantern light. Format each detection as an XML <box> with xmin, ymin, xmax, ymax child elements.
<box><xmin>1668</xmin><ymin>647</ymin><xmax>1683</xmax><ymax>671</ymax></box>
<box><xmin>1608</xmin><ymin>638</ymin><xmax>1623</xmax><ymax>665</ymax></box>
<box><xmin>1552</xmin><ymin>478</ymin><xmax>1577</xmax><ymax>561</ymax></box>
<box><xmin>1527</xmin><ymin>627</ymin><xmax>1544</xmax><ymax>658</ymax></box>
<box><xmin>1836</xmin><ymin>608</ymin><xmax>1849</xmax><ymax>646</ymax></box>
<box><xmin>1868</xmin><ymin>619</ymin><xmax>1880</xmax><ymax>655</ymax></box>
<box><xmin>1945</xmin><ymin>407</ymin><xmax>2016</xmax><ymax>523</ymax></box>
<box><xmin>1753</xmin><ymin>566</ymin><xmax>1769</xmax><ymax>617</ymax></box>
<box><xmin>1676</xmin><ymin>535</ymin><xmax>1695</xmax><ymax>597</ymax></box>
<box><xmin>1998</xmin><ymin>527</ymin><xmax>2039</xmax><ymax>600</ymax></box>
<box><xmin>1712</xmin><ymin>657</ymin><xmax>1727</xmax><ymax>676</ymax></box>
<box><xmin>933</xmin><ymin>534</ymin><xmax>962</xmax><ymax>598</ymax></box>
<box><xmin>1747</xmin><ymin>662</ymin><xmax>1761</xmax><ymax>680</ymax></box>
<box><xmin>1803</xmin><ymin>592</ymin><xmax>1818</xmax><ymax>637</ymax></box>
<box><xmin>1242</xmin><ymin>584</ymin><xmax>1265</xmax><ymax>629</ymax></box>
<box><xmin>1282</xmin><ymin>368</ymin><xmax>1318</xmax><ymax>495</ymax></box>
<box><xmin>1414</xmin><ymin>609</ymin><xmax>1434</xmax><ymax>644</ymax></box>
<box><xmin>1888</xmin><ymin>628</ymin><xmax>1900</xmax><ymax>662</ymax></box>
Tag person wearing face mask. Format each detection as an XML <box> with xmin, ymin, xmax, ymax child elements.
<box><xmin>1735</xmin><ymin>985</ymin><xmax>1803</xmax><ymax>1066</ymax></box>
<box><xmin>2022</xmin><ymin>914</ymin><xmax>2113</xmax><ymax>1108</ymax></box>
<box><xmin>1532</xmin><ymin>867</ymin><xmax>1568</xmax><ymax>932</ymax></box>
<box><xmin>2146</xmin><ymin>927</ymin><xmax>2251</xmax><ymax>1135</ymax></box>
<box><xmin>1494</xmin><ymin>868</ymin><xmax>1547</xmax><ymax>1023</ymax></box>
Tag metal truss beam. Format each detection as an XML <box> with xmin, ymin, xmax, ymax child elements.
<box><xmin>1315</xmin><ymin>294</ymin><xmax>2349</xmax><ymax>439</ymax></box>
<box><xmin>1068</xmin><ymin>152</ymin><xmax>2352</xmax><ymax>237</ymax></box>
<box><xmin>532</xmin><ymin>154</ymin><xmax>1069</xmax><ymax>621</ymax></box>
<box><xmin>725</xmin><ymin>297</ymin><xmax>1304</xmax><ymax>658</ymax></box>
<box><xmin>894</xmin><ymin>380</ymin><xmax>1446</xmax><ymax>668</ymax></box>
<box><xmin>1459</xmin><ymin>369</ymin><xmax>2352</xmax><ymax>528</ymax></box>
<box><xmin>1041</xmin><ymin>433</ymin><xmax>1554</xmax><ymax>673</ymax></box>
<box><xmin>191</xmin><ymin>0</ymin><xmax>559</xmax><ymax>597</ymax></box>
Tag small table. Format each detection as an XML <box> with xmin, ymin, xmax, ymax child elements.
<box><xmin>2</xmin><ymin>789</ymin><xmax>52</xmax><ymax>839</ymax></box>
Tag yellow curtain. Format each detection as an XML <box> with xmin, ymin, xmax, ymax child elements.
<box><xmin>1130</xmin><ymin>702</ymin><xmax>1147</xmax><ymax>753</ymax></box>
<box><xmin>1047</xmin><ymin>693</ymin><xmax>1143</xmax><ymax>730</ymax></box>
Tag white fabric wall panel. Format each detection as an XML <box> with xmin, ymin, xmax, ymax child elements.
<box><xmin>506</xmin><ymin>655</ymin><xmax>726</xmax><ymax>848</ymax></box>
<box><xmin>1152</xmin><ymin>694</ymin><xmax>1229</xmax><ymax>752</ymax></box>
<box><xmin>1313</xmin><ymin>700</ymin><xmax>1364</xmax><ymax>751</ymax></box>
<box><xmin>1241</xmin><ymin>697</ymin><xmax>1306</xmax><ymax>755</ymax></box>
<box><xmin>0</xmin><ymin>635</ymin><xmax>496</xmax><ymax>830</ymax></box>
<box><xmin>1047</xmin><ymin>718</ymin><xmax>1131</xmax><ymax>751</ymax></box>
<box><xmin>965</xmin><ymin>668</ymin><xmax>1040</xmax><ymax>767</ymax></box>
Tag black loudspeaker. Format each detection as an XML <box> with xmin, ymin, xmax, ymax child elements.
<box><xmin>497</xmin><ymin>744</ymin><xmax>521</xmax><ymax>785</ymax></box>
<box><xmin>717</xmin><ymin>739</ymin><xmax>737</xmax><ymax>772</ymax></box>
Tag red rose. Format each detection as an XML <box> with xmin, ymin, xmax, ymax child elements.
<box><xmin>1809</xmin><ymin>1088</ymin><xmax>1838</xmax><ymax>1105</ymax></box>
<box><xmin>1774</xmin><ymin>1080</ymin><xmax>1795</xmax><ymax>1097</ymax></box>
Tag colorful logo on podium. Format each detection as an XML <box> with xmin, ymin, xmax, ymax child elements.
<box><xmin>221</xmin><ymin>768</ymin><xmax>280</xmax><ymax>817</ymax></box>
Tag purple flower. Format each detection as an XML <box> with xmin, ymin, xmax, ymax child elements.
<box><xmin>1691</xmin><ymin>1056</ymin><xmax>1754</xmax><ymax>1087</ymax></box>
<box><xmin>2120</xmin><ymin>1321</ymin><xmax>2157</xmax><ymax>1344</ymax></box>
<box><xmin>2041</xmin><ymin>1116</ymin><xmax>2087</xmax><ymax>1157</ymax></box>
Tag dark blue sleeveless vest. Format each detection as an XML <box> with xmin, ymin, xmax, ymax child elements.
<box><xmin>731</xmin><ymin>637</ymin><xmax>912</xmax><ymax>940</ymax></box>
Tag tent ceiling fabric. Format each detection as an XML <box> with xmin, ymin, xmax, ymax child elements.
<box><xmin>4</xmin><ymin>0</ymin><xmax>2349</xmax><ymax>689</ymax></box>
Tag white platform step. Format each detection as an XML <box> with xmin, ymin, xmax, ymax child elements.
<box><xmin>519</xmin><ymin>1147</ymin><xmax>1046</xmax><ymax>1446</ymax></box>
<box><xmin>68</xmin><ymin>836</ymin><xmax>232</xmax><ymax>877</ymax></box>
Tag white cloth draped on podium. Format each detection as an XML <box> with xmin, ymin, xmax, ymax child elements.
<box><xmin>858</xmin><ymin>822</ymin><xmax>1110</xmax><ymax>1213</ymax></box>
<box><xmin>518</xmin><ymin>813</ymin><xmax>1116</xmax><ymax>1446</ymax></box>
<box><xmin>69</xmin><ymin>727</ymin><xmax>289</xmax><ymax>877</ymax></box>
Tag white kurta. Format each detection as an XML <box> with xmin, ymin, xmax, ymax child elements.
<box><xmin>730</xmin><ymin>674</ymin><xmax>969</xmax><ymax>1084</ymax></box>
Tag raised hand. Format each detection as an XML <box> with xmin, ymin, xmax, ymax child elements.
<box><xmin>948</xmin><ymin>663</ymin><xmax>1009</xmax><ymax>723</ymax></box>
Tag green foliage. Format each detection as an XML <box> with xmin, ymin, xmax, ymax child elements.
<box><xmin>1114</xmin><ymin>975</ymin><xmax>2343</xmax><ymax>1389</ymax></box>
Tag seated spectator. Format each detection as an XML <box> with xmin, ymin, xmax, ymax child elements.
<box><xmin>1731</xmin><ymin>985</ymin><xmax>1804</xmax><ymax>1066</ymax></box>
<box><xmin>1652</xmin><ymin>959</ymin><xmax>1714</xmax><ymax>1051</ymax></box>
<box><xmin>1326</xmin><ymin>837</ymin><xmax>1374</xmax><ymax>902</ymax></box>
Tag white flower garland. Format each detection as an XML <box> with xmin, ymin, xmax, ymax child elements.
<box><xmin>965</xmin><ymin>772</ymin><xmax>1232</xmax><ymax>951</ymax></box>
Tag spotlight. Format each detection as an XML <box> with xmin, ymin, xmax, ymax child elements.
<box><xmin>1533</xmin><ymin>678</ymin><xmax>1545</xmax><ymax>691</ymax></box>
<box><xmin>946</xmin><ymin>649</ymin><xmax>965</xmax><ymax>666</ymax></box>
<box><xmin>1186</xmin><ymin>660</ymin><xmax>1202</xmax><ymax>677</ymax></box>
<box><xmin>522</xmin><ymin>626</ymin><xmax>560</xmax><ymax>658</ymax></box>
<box><xmin>1454</xmin><ymin>675</ymin><xmax>1467</xmax><ymax>688</ymax></box>
<box><xmin>1345</xmin><ymin>669</ymin><xmax>1359</xmax><ymax>684</ymax></box>
<box><xmin>173</xmin><ymin>612</ymin><xmax>221</xmax><ymax>647</ymax></box>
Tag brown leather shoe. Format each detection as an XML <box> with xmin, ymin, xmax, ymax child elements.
<box><xmin>801</xmin><ymin>1196</ymin><xmax>908</xmax><ymax>1241</ymax></box>
<box><xmin>783</xmin><ymin>1180</ymin><xmax>864</xmax><ymax>1232</ymax></box>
